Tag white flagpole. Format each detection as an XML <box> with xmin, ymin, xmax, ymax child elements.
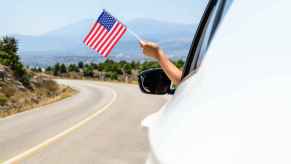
<box><xmin>127</xmin><ymin>28</ymin><xmax>143</xmax><ymax>43</ymax></box>
<box><xmin>105</xmin><ymin>9</ymin><xmax>144</xmax><ymax>44</ymax></box>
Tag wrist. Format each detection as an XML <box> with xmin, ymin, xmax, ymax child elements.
<box><xmin>156</xmin><ymin>49</ymin><xmax>165</xmax><ymax>61</ymax></box>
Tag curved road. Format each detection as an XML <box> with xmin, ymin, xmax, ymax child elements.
<box><xmin>0</xmin><ymin>80</ymin><xmax>168</xmax><ymax>164</ymax></box>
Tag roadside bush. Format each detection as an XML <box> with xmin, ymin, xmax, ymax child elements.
<box><xmin>83</xmin><ymin>65</ymin><xmax>94</xmax><ymax>77</ymax></box>
<box><xmin>2</xmin><ymin>86</ymin><xmax>16</xmax><ymax>97</ymax></box>
<box><xmin>105</xmin><ymin>72</ymin><xmax>118</xmax><ymax>80</ymax></box>
<box><xmin>0</xmin><ymin>94</ymin><xmax>8</xmax><ymax>105</ymax></box>
<box><xmin>43</xmin><ymin>80</ymin><xmax>59</xmax><ymax>92</ymax></box>
<box><xmin>123</xmin><ymin>64</ymin><xmax>132</xmax><ymax>75</ymax></box>
<box><xmin>19</xmin><ymin>74</ymin><xmax>32</xmax><ymax>89</ymax></box>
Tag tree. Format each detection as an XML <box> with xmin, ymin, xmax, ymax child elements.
<box><xmin>0</xmin><ymin>37</ymin><xmax>26</xmax><ymax>79</ymax></box>
<box><xmin>78</xmin><ymin>61</ymin><xmax>84</xmax><ymax>69</ymax></box>
<box><xmin>53</xmin><ymin>63</ymin><xmax>60</xmax><ymax>76</ymax></box>
<box><xmin>68</xmin><ymin>64</ymin><xmax>79</xmax><ymax>72</ymax></box>
<box><xmin>175</xmin><ymin>59</ymin><xmax>185</xmax><ymax>69</ymax></box>
<box><xmin>123</xmin><ymin>63</ymin><xmax>132</xmax><ymax>75</ymax></box>
<box><xmin>104</xmin><ymin>59</ymin><xmax>114</xmax><ymax>65</ymax></box>
<box><xmin>0</xmin><ymin>50</ymin><xmax>12</xmax><ymax>65</ymax></box>
<box><xmin>139</xmin><ymin>61</ymin><xmax>160</xmax><ymax>72</ymax></box>
<box><xmin>130</xmin><ymin>61</ymin><xmax>140</xmax><ymax>69</ymax></box>
<box><xmin>0</xmin><ymin>36</ymin><xmax>18</xmax><ymax>54</ymax></box>
<box><xmin>0</xmin><ymin>37</ymin><xmax>21</xmax><ymax>68</ymax></box>
<box><xmin>90</xmin><ymin>62</ymin><xmax>98</xmax><ymax>69</ymax></box>
<box><xmin>83</xmin><ymin>65</ymin><xmax>94</xmax><ymax>77</ymax></box>
<box><xmin>110</xmin><ymin>72</ymin><xmax>118</xmax><ymax>80</ymax></box>
<box><xmin>60</xmin><ymin>64</ymin><xmax>67</xmax><ymax>74</ymax></box>
<box><xmin>0</xmin><ymin>36</ymin><xmax>32</xmax><ymax>88</ymax></box>
<box><xmin>14</xmin><ymin>63</ymin><xmax>26</xmax><ymax>78</ymax></box>
<box><xmin>31</xmin><ymin>67</ymin><xmax>42</xmax><ymax>72</ymax></box>
<box><xmin>46</xmin><ymin>66</ymin><xmax>52</xmax><ymax>72</ymax></box>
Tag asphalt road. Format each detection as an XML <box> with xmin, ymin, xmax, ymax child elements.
<box><xmin>0</xmin><ymin>80</ymin><xmax>168</xmax><ymax>164</ymax></box>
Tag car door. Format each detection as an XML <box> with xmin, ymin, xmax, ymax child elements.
<box><xmin>144</xmin><ymin>0</ymin><xmax>233</xmax><ymax>164</ymax></box>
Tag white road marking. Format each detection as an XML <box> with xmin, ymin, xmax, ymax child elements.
<box><xmin>2</xmin><ymin>85</ymin><xmax>117</xmax><ymax>164</ymax></box>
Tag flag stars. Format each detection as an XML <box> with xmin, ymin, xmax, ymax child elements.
<box><xmin>98</xmin><ymin>11</ymin><xmax>117</xmax><ymax>31</ymax></box>
<box><xmin>83</xmin><ymin>10</ymin><xmax>127</xmax><ymax>57</ymax></box>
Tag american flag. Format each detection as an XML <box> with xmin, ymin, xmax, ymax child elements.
<box><xmin>83</xmin><ymin>10</ymin><xmax>127</xmax><ymax>57</ymax></box>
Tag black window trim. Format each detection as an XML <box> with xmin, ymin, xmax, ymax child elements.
<box><xmin>181</xmin><ymin>0</ymin><xmax>219</xmax><ymax>80</ymax></box>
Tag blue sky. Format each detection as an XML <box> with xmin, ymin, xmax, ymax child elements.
<box><xmin>2</xmin><ymin>0</ymin><xmax>208</xmax><ymax>36</ymax></box>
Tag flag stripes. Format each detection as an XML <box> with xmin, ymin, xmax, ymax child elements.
<box><xmin>83</xmin><ymin>10</ymin><xmax>127</xmax><ymax>57</ymax></box>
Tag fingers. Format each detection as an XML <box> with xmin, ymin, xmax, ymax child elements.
<box><xmin>139</xmin><ymin>40</ymin><xmax>159</xmax><ymax>49</ymax></box>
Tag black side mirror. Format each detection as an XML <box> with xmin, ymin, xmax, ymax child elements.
<box><xmin>138</xmin><ymin>68</ymin><xmax>174</xmax><ymax>95</ymax></box>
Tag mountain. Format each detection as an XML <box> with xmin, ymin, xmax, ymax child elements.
<box><xmin>15</xmin><ymin>18</ymin><xmax>197</xmax><ymax>67</ymax></box>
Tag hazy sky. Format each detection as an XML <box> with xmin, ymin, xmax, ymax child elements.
<box><xmin>2</xmin><ymin>0</ymin><xmax>208</xmax><ymax>36</ymax></box>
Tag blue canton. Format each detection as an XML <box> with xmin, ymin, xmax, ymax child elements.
<box><xmin>97</xmin><ymin>11</ymin><xmax>117</xmax><ymax>31</ymax></box>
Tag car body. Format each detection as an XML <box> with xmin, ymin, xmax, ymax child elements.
<box><xmin>139</xmin><ymin>0</ymin><xmax>291</xmax><ymax>163</ymax></box>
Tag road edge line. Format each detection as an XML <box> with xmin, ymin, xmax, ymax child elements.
<box><xmin>2</xmin><ymin>86</ymin><xmax>117</xmax><ymax>164</ymax></box>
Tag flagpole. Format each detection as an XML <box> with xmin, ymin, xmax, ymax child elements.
<box><xmin>127</xmin><ymin>28</ymin><xmax>143</xmax><ymax>43</ymax></box>
<box><xmin>104</xmin><ymin>9</ymin><xmax>144</xmax><ymax>43</ymax></box>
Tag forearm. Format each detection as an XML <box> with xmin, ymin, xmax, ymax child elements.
<box><xmin>157</xmin><ymin>50</ymin><xmax>182</xmax><ymax>85</ymax></box>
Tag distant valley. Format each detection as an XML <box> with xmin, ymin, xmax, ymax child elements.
<box><xmin>15</xmin><ymin>18</ymin><xmax>197</xmax><ymax>67</ymax></box>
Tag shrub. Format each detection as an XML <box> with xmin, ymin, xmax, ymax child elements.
<box><xmin>2</xmin><ymin>86</ymin><xmax>16</xmax><ymax>97</ymax></box>
<box><xmin>0</xmin><ymin>95</ymin><xmax>8</xmax><ymax>106</ymax></box>
<box><xmin>83</xmin><ymin>65</ymin><xmax>94</xmax><ymax>77</ymax></box>
<box><xmin>20</xmin><ymin>74</ymin><xmax>32</xmax><ymax>89</ymax></box>
<box><xmin>123</xmin><ymin>64</ymin><xmax>132</xmax><ymax>75</ymax></box>
<box><xmin>43</xmin><ymin>80</ymin><xmax>59</xmax><ymax>92</ymax></box>
<box><xmin>110</xmin><ymin>72</ymin><xmax>118</xmax><ymax>80</ymax></box>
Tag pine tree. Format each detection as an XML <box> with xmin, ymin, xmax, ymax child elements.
<box><xmin>60</xmin><ymin>64</ymin><xmax>67</xmax><ymax>73</ymax></box>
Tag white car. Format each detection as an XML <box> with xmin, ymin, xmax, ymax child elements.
<box><xmin>138</xmin><ymin>0</ymin><xmax>291</xmax><ymax>164</ymax></box>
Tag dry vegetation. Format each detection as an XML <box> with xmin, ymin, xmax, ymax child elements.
<box><xmin>0</xmin><ymin>36</ymin><xmax>76</xmax><ymax>118</ymax></box>
<box><xmin>0</xmin><ymin>65</ymin><xmax>76</xmax><ymax>118</ymax></box>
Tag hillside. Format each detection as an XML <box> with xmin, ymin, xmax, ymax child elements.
<box><xmin>15</xmin><ymin>18</ymin><xmax>197</xmax><ymax>66</ymax></box>
<box><xmin>0</xmin><ymin>64</ymin><xmax>75</xmax><ymax>117</ymax></box>
<box><xmin>0</xmin><ymin>37</ymin><xmax>75</xmax><ymax>118</ymax></box>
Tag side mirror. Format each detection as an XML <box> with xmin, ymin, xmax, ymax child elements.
<box><xmin>138</xmin><ymin>68</ymin><xmax>174</xmax><ymax>95</ymax></box>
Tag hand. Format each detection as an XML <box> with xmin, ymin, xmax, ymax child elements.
<box><xmin>139</xmin><ymin>40</ymin><xmax>163</xmax><ymax>60</ymax></box>
<box><xmin>139</xmin><ymin>40</ymin><xmax>182</xmax><ymax>84</ymax></box>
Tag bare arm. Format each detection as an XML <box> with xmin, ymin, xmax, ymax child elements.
<box><xmin>139</xmin><ymin>41</ymin><xmax>182</xmax><ymax>85</ymax></box>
